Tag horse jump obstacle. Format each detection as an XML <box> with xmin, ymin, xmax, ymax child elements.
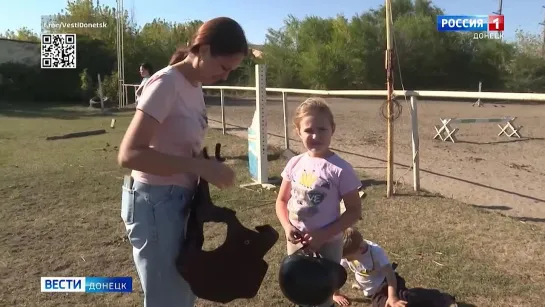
<box><xmin>433</xmin><ymin>116</ymin><xmax>521</xmax><ymax>143</ymax></box>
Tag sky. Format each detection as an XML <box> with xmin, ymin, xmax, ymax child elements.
<box><xmin>0</xmin><ymin>0</ymin><xmax>543</xmax><ymax>44</ymax></box>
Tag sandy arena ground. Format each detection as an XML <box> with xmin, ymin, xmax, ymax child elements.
<box><xmin>205</xmin><ymin>95</ymin><xmax>545</xmax><ymax>222</ymax></box>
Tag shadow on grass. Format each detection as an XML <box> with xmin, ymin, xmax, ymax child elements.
<box><xmin>347</xmin><ymin>295</ymin><xmax>476</xmax><ymax>307</ymax></box>
<box><xmin>469</xmin><ymin>204</ymin><xmax>545</xmax><ymax>224</ymax></box>
<box><xmin>471</xmin><ymin>205</ymin><xmax>511</xmax><ymax>211</ymax></box>
<box><xmin>360</xmin><ymin>179</ymin><xmax>386</xmax><ymax>189</ymax></box>
<box><xmin>457</xmin><ymin>137</ymin><xmax>544</xmax><ymax>145</ymax></box>
<box><xmin>512</xmin><ymin>216</ymin><xmax>545</xmax><ymax>223</ymax></box>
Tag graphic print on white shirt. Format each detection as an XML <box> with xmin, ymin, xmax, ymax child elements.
<box><xmin>340</xmin><ymin>240</ymin><xmax>390</xmax><ymax>297</ymax></box>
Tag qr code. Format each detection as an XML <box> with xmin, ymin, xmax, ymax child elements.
<box><xmin>41</xmin><ymin>34</ymin><xmax>77</xmax><ymax>69</ymax></box>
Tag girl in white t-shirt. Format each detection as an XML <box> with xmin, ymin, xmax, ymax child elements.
<box><xmin>334</xmin><ymin>227</ymin><xmax>408</xmax><ymax>307</ymax></box>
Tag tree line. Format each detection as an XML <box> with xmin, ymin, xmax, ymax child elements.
<box><xmin>1</xmin><ymin>0</ymin><xmax>544</xmax><ymax>103</ymax></box>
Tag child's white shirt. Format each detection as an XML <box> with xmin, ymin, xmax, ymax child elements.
<box><xmin>340</xmin><ymin>240</ymin><xmax>390</xmax><ymax>297</ymax></box>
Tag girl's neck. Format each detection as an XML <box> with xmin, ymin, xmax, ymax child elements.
<box><xmin>307</xmin><ymin>149</ymin><xmax>334</xmax><ymax>158</ymax></box>
<box><xmin>172</xmin><ymin>57</ymin><xmax>200</xmax><ymax>87</ymax></box>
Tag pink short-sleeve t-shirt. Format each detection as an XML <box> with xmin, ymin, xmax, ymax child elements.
<box><xmin>281</xmin><ymin>153</ymin><xmax>361</xmax><ymax>240</ymax></box>
<box><xmin>131</xmin><ymin>65</ymin><xmax>208</xmax><ymax>189</ymax></box>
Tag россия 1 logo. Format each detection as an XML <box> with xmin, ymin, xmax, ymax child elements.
<box><xmin>436</xmin><ymin>15</ymin><xmax>504</xmax><ymax>40</ymax></box>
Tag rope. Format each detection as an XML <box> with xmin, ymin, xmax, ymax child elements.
<box><xmin>379</xmin><ymin>5</ymin><xmax>403</xmax><ymax>122</ymax></box>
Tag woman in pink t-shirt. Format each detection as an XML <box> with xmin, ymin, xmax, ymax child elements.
<box><xmin>117</xmin><ymin>17</ymin><xmax>248</xmax><ymax>307</ymax></box>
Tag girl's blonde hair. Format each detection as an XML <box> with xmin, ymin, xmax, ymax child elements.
<box><xmin>292</xmin><ymin>97</ymin><xmax>335</xmax><ymax>133</ymax></box>
<box><xmin>342</xmin><ymin>227</ymin><xmax>363</xmax><ymax>256</ymax></box>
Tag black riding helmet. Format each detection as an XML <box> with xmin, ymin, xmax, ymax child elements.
<box><xmin>279</xmin><ymin>247</ymin><xmax>347</xmax><ymax>306</ymax></box>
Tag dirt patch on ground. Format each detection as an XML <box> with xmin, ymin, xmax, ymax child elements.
<box><xmin>205</xmin><ymin>96</ymin><xmax>545</xmax><ymax>222</ymax></box>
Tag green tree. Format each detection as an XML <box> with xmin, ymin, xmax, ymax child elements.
<box><xmin>1</xmin><ymin>27</ymin><xmax>40</xmax><ymax>42</ymax></box>
<box><xmin>3</xmin><ymin>0</ymin><xmax>545</xmax><ymax>103</ymax></box>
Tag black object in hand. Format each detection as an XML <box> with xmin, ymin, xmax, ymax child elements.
<box><xmin>176</xmin><ymin>143</ymin><xmax>279</xmax><ymax>304</ymax></box>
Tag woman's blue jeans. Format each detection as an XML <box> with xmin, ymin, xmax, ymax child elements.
<box><xmin>121</xmin><ymin>176</ymin><xmax>195</xmax><ymax>307</ymax></box>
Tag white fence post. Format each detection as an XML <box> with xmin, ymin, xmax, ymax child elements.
<box><xmin>220</xmin><ymin>89</ymin><xmax>226</xmax><ymax>134</ymax></box>
<box><xmin>256</xmin><ymin>64</ymin><xmax>268</xmax><ymax>184</ymax></box>
<box><xmin>473</xmin><ymin>81</ymin><xmax>483</xmax><ymax>107</ymax></box>
<box><xmin>410</xmin><ymin>96</ymin><xmax>420</xmax><ymax>192</ymax></box>
<box><xmin>240</xmin><ymin>64</ymin><xmax>270</xmax><ymax>186</ymax></box>
<box><xmin>282</xmin><ymin>91</ymin><xmax>289</xmax><ymax>150</ymax></box>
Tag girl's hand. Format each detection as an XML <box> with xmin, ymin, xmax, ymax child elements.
<box><xmin>301</xmin><ymin>229</ymin><xmax>328</xmax><ymax>252</ymax></box>
<box><xmin>333</xmin><ymin>293</ymin><xmax>351</xmax><ymax>306</ymax></box>
<box><xmin>284</xmin><ymin>224</ymin><xmax>304</xmax><ymax>244</ymax></box>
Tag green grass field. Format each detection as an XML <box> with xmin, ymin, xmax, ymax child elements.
<box><xmin>1</xmin><ymin>104</ymin><xmax>544</xmax><ymax>307</ymax></box>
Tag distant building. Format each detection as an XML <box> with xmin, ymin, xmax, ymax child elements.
<box><xmin>0</xmin><ymin>38</ymin><xmax>40</xmax><ymax>66</ymax></box>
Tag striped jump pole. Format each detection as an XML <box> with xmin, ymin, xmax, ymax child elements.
<box><xmin>433</xmin><ymin>116</ymin><xmax>522</xmax><ymax>143</ymax></box>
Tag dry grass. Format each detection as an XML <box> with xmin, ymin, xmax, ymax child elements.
<box><xmin>1</xmin><ymin>104</ymin><xmax>544</xmax><ymax>307</ymax></box>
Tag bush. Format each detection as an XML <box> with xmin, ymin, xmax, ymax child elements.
<box><xmin>99</xmin><ymin>71</ymin><xmax>119</xmax><ymax>103</ymax></box>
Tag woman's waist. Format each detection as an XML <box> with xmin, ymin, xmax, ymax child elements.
<box><xmin>131</xmin><ymin>171</ymin><xmax>198</xmax><ymax>191</ymax></box>
<box><xmin>148</xmin><ymin>144</ymin><xmax>200</xmax><ymax>157</ymax></box>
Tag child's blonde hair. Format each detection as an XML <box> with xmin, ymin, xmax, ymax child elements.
<box><xmin>292</xmin><ymin>97</ymin><xmax>335</xmax><ymax>133</ymax></box>
<box><xmin>342</xmin><ymin>227</ymin><xmax>363</xmax><ymax>256</ymax></box>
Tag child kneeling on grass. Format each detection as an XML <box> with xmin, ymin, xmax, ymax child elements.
<box><xmin>333</xmin><ymin>227</ymin><xmax>408</xmax><ymax>307</ymax></box>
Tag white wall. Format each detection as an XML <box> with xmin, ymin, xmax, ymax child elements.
<box><xmin>0</xmin><ymin>38</ymin><xmax>40</xmax><ymax>66</ymax></box>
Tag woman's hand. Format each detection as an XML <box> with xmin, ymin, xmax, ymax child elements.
<box><xmin>197</xmin><ymin>159</ymin><xmax>236</xmax><ymax>189</ymax></box>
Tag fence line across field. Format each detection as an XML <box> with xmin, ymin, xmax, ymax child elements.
<box><xmin>120</xmin><ymin>64</ymin><xmax>545</xmax><ymax>193</ymax></box>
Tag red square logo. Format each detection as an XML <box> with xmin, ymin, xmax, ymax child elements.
<box><xmin>488</xmin><ymin>15</ymin><xmax>504</xmax><ymax>31</ymax></box>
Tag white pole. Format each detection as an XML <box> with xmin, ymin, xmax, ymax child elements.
<box><xmin>410</xmin><ymin>96</ymin><xmax>420</xmax><ymax>191</ymax></box>
<box><xmin>116</xmin><ymin>0</ymin><xmax>121</xmax><ymax>108</ymax></box>
<box><xmin>282</xmin><ymin>91</ymin><xmax>289</xmax><ymax>150</ymax></box>
<box><xmin>220</xmin><ymin>89</ymin><xmax>226</xmax><ymax>134</ymax></box>
<box><xmin>255</xmin><ymin>64</ymin><xmax>268</xmax><ymax>184</ymax></box>
<box><xmin>120</xmin><ymin>0</ymin><xmax>125</xmax><ymax>108</ymax></box>
<box><xmin>473</xmin><ymin>81</ymin><xmax>482</xmax><ymax>107</ymax></box>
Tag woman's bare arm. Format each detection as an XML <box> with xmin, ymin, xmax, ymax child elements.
<box><xmin>117</xmin><ymin>110</ymin><xmax>202</xmax><ymax>176</ymax></box>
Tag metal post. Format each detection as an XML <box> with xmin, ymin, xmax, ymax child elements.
<box><xmin>116</xmin><ymin>0</ymin><xmax>122</xmax><ymax>108</ymax></box>
<box><xmin>385</xmin><ymin>0</ymin><xmax>394</xmax><ymax>197</ymax></box>
<box><xmin>493</xmin><ymin>0</ymin><xmax>503</xmax><ymax>41</ymax></box>
<box><xmin>120</xmin><ymin>0</ymin><xmax>125</xmax><ymax>108</ymax></box>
